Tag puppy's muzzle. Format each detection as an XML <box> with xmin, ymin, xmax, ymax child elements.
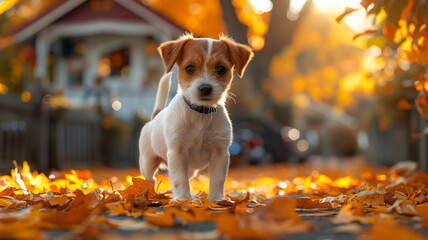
<box><xmin>199</xmin><ymin>84</ymin><xmax>213</xmax><ymax>97</ymax></box>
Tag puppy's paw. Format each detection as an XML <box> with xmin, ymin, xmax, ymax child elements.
<box><xmin>173</xmin><ymin>193</ymin><xmax>192</xmax><ymax>201</ymax></box>
<box><xmin>207</xmin><ymin>194</ymin><xmax>226</xmax><ymax>203</ymax></box>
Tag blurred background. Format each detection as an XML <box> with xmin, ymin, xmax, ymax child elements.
<box><xmin>0</xmin><ymin>0</ymin><xmax>426</xmax><ymax>173</ymax></box>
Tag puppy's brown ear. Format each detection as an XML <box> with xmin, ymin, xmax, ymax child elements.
<box><xmin>221</xmin><ymin>37</ymin><xmax>254</xmax><ymax>78</ymax></box>
<box><xmin>158</xmin><ymin>37</ymin><xmax>191</xmax><ymax>73</ymax></box>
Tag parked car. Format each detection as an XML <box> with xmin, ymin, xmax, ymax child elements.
<box><xmin>230</xmin><ymin>115</ymin><xmax>299</xmax><ymax>164</ymax></box>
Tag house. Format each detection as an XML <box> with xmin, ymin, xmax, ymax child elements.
<box><xmin>9</xmin><ymin>0</ymin><xmax>185</xmax><ymax>119</ymax></box>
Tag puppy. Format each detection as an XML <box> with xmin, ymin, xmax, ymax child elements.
<box><xmin>139</xmin><ymin>34</ymin><xmax>253</xmax><ymax>201</ymax></box>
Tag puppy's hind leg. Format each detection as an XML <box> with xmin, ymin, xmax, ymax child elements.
<box><xmin>139</xmin><ymin>153</ymin><xmax>162</xmax><ymax>188</ymax></box>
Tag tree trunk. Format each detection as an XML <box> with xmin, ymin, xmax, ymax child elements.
<box><xmin>219</xmin><ymin>0</ymin><xmax>311</xmax><ymax>112</ymax></box>
<box><xmin>218</xmin><ymin>0</ymin><xmax>248</xmax><ymax>44</ymax></box>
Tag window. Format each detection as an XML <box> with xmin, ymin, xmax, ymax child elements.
<box><xmin>98</xmin><ymin>48</ymin><xmax>129</xmax><ymax>78</ymax></box>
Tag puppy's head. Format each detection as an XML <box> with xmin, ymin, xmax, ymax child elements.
<box><xmin>158</xmin><ymin>34</ymin><xmax>254</xmax><ymax>107</ymax></box>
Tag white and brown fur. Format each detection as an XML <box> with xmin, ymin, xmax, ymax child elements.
<box><xmin>139</xmin><ymin>34</ymin><xmax>253</xmax><ymax>201</ymax></box>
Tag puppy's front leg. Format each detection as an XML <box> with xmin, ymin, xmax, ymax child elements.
<box><xmin>167</xmin><ymin>150</ymin><xmax>192</xmax><ymax>200</ymax></box>
<box><xmin>207</xmin><ymin>150</ymin><xmax>230</xmax><ymax>202</ymax></box>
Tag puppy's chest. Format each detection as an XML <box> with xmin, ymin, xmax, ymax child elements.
<box><xmin>185</xmin><ymin>131</ymin><xmax>223</xmax><ymax>168</ymax></box>
<box><xmin>179</xmin><ymin>121</ymin><xmax>230</xmax><ymax>156</ymax></box>
<box><xmin>184</xmin><ymin>123</ymin><xmax>225</xmax><ymax>148</ymax></box>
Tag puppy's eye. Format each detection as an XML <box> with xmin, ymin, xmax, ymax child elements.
<box><xmin>185</xmin><ymin>65</ymin><xmax>195</xmax><ymax>74</ymax></box>
<box><xmin>216</xmin><ymin>65</ymin><xmax>227</xmax><ymax>75</ymax></box>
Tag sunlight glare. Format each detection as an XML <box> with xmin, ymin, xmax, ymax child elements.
<box><xmin>248</xmin><ymin>0</ymin><xmax>273</xmax><ymax>14</ymax></box>
<box><xmin>369</xmin><ymin>45</ymin><xmax>382</xmax><ymax>57</ymax></box>
<box><xmin>399</xmin><ymin>59</ymin><xmax>410</xmax><ymax>71</ymax></box>
<box><xmin>288</xmin><ymin>128</ymin><xmax>300</xmax><ymax>141</ymax></box>
<box><xmin>287</xmin><ymin>10</ymin><xmax>299</xmax><ymax>21</ymax></box>
<box><xmin>343</xmin><ymin>8</ymin><xmax>367</xmax><ymax>32</ymax></box>
<box><xmin>112</xmin><ymin>100</ymin><xmax>122</xmax><ymax>111</ymax></box>
<box><xmin>297</xmin><ymin>139</ymin><xmax>309</xmax><ymax>152</ymax></box>
<box><xmin>314</xmin><ymin>0</ymin><xmax>362</xmax><ymax>14</ymax></box>
<box><xmin>289</xmin><ymin>0</ymin><xmax>307</xmax><ymax>14</ymax></box>
<box><xmin>249</xmin><ymin>35</ymin><xmax>265</xmax><ymax>50</ymax></box>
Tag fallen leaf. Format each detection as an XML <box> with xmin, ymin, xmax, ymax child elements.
<box><xmin>0</xmin><ymin>196</ymin><xmax>27</xmax><ymax>209</ymax></box>
<box><xmin>296</xmin><ymin>197</ymin><xmax>334</xmax><ymax>209</ymax></box>
<box><xmin>41</xmin><ymin>204</ymin><xmax>90</xmax><ymax>227</ymax></box>
<box><xmin>0</xmin><ymin>187</ymin><xmax>15</xmax><ymax>197</ymax></box>
<box><xmin>68</xmin><ymin>190</ymin><xmax>99</xmax><ymax>210</ymax></box>
<box><xmin>357</xmin><ymin>222</ymin><xmax>428</xmax><ymax>240</ymax></box>
<box><xmin>348</xmin><ymin>187</ymin><xmax>386</xmax><ymax>206</ymax></box>
<box><xmin>118</xmin><ymin>178</ymin><xmax>156</xmax><ymax>200</ymax></box>
<box><xmin>215</xmin><ymin>214</ymin><xmax>271</xmax><ymax>239</ymax></box>
<box><xmin>332</xmin><ymin>202</ymin><xmax>369</xmax><ymax>225</ymax></box>
<box><xmin>387</xmin><ymin>199</ymin><xmax>418</xmax><ymax>215</ymax></box>
<box><xmin>256</xmin><ymin>196</ymin><xmax>300</xmax><ymax>222</ymax></box>
<box><xmin>144</xmin><ymin>209</ymin><xmax>175</xmax><ymax>227</ymax></box>
<box><xmin>104</xmin><ymin>201</ymin><xmax>127</xmax><ymax>216</ymax></box>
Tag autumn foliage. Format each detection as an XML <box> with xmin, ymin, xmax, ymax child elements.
<box><xmin>339</xmin><ymin>0</ymin><xmax>428</xmax><ymax>118</ymax></box>
<box><xmin>1</xmin><ymin>160</ymin><xmax>428</xmax><ymax>239</ymax></box>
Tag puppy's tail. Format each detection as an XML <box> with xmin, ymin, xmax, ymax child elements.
<box><xmin>151</xmin><ymin>72</ymin><xmax>173</xmax><ymax>119</ymax></box>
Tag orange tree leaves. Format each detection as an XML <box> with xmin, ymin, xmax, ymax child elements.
<box><xmin>339</xmin><ymin>0</ymin><xmax>428</xmax><ymax>118</ymax></box>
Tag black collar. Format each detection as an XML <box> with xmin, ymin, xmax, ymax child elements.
<box><xmin>183</xmin><ymin>96</ymin><xmax>217</xmax><ymax>114</ymax></box>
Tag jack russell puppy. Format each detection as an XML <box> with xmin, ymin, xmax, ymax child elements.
<box><xmin>139</xmin><ymin>34</ymin><xmax>253</xmax><ymax>201</ymax></box>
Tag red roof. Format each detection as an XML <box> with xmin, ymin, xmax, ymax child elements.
<box><xmin>55</xmin><ymin>1</ymin><xmax>146</xmax><ymax>24</ymax></box>
<box><xmin>10</xmin><ymin>0</ymin><xmax>185</xmax><ymax>42</ymax></box>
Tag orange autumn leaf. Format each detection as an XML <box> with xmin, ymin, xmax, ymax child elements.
<box><xmin>257</xmin><ymin>196</ymin><xmax>301</xmax><ymax>222</ymax></box>
<box><xmin>417</xmin><ymin>204</ymin><xmax>428</xmax><ymax>227</ymax></box>
<box><xmin>41</xmin><ymin>204</ymin><xmax>90</xmax><ymax>226</ymax></box>
<box><xmin>332</xmin><ymin>202</ymin><xmax>368</xmax><ymax>225</ymax></box>
<box><xmin>383</xmin><ymin>22</ymin><xmax>398</xmax><ymax>43</ymax></box>
<box><xmin>0</xmin><ymin>188</ymin><xmax>15</xmax><ymax>197</ymax></box>
<box><xmin>92</xmin><ymin>193</ymin><xmax>121</xmax><ymax>213</ymax></box>
<box><xmin>68</xmin><ymin>190</ymin><xmax>99</xmax><ymax>210</ymax></box>
<box><xmin>358</xmin><ymin>222</ymin><xmax>428</xmax><ymax>240</ymax></box>
<box><xmin>160</xmin><ymin>200</ymin><xmax>214</xmax><ymax>224</ymax></box>
<box><xmin>0</xmin><ymin>196</ymin><xmax>26</xmax><ymax>209</ymax></box>
<box><xmin>118</xmin><ymin>178</ymin><xmax>156</xmax><ymax>200</ymax></box>
<box><xmin>295</xmin><ymin>197</ymin><xmax>334</xmax><ymax>209</ymax></box>
<box><xmin>215</xmin><ymin>214</ymin><xmax>272</xmax><ymax>239</ymax></box>
<box><xmin>214</xmin><ymin>192</ymin><xmax>253</xmax><ymax>214</ymax></box>
<box><xmin>144</xmin><ymin>209</ymin><xmax>175</xmax><ymax>227</ymax></box>
<box><xmin>216</xmin><ymin>196</ymin><xmax>313</xmax><ymax>239</ymax></box>
<box><xmin>105</xmin><ymin>201</ymin><xmax>127</xmax><ymax>217</ymax></box>
<box><xmin>348</xmin><ymin>187</ymin><xmax>386</xmax><ymax>206</ymax></box>
<box><xmin>387</xmin><ymin>199</ymin><xmax>418</xmax><ymax>215</ymax></box>
<box><xmin>397</xmin><ymin>99</ymin><xmax>414</xmax><ymax>110</ymax></box>
<box><xmin>0</xmin><ymin>219</ymin><xmax>43</xmax><ymax>240</ymax></box>
<box><xmin>46</xmin><ymin>194</ymin><xmax>71</xmax><ymax>209</ymax></box>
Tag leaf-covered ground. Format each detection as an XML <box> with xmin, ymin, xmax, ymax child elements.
<box><xmin>1</xmin><ymin>159</ymin><xmax>428</xmax><ymax>239</ymax></box>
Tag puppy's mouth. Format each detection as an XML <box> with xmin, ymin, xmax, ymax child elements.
<box><xmin>198</xmin><ymin>97</ymin><xmax>213</xmax><ymax>101</ymax></box>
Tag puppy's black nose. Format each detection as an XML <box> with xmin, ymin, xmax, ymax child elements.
<box><xmin>199</xmin><ymin>84</ymin><xmax>213</xmax><ymax>96</ymax></box>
